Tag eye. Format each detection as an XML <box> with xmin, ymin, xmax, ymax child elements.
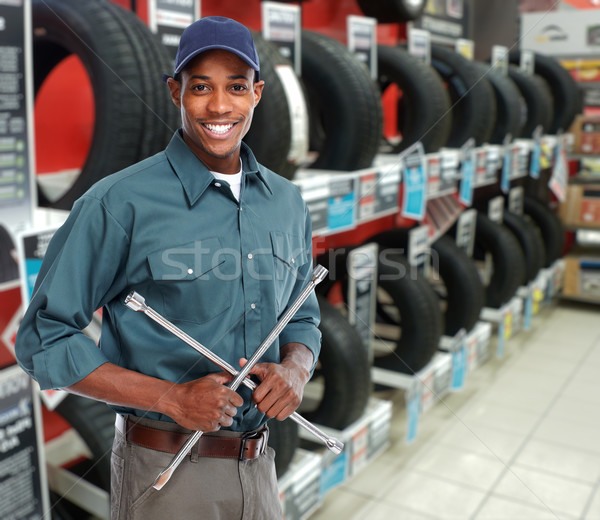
<box><xmin>231</xmin><ymin>84</ymin><xmax>248</xmax><ymax>93</ymax></box>
<box><xmin>191</xmin><ymin>84</ymin><xmax>209</xmax><ymax>93</ymax></box>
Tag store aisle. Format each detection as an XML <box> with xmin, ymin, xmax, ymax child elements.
<box><xmin>311</xmin><ymin>301</ymin><xmax>600</xmax><ymax>520</ymax></box>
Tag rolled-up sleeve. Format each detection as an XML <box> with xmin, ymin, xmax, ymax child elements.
<box><xmin>277</xmin><ymin>203</ymin><xmax>322</xmax><ymax>372</ymax></box>
<box><xmin>15</xmin><ymin>195</ymin><xmax>130</xmax><ymax>390</ymax></box>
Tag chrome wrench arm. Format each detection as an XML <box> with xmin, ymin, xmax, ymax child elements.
<box><xmin>126</xmin><ymin>265</ymin><xmax>331</xmax><ymax>490</ymax></box>
<box><xmin>124</xmin><ymin>289</ymin><xmax>343</xmax><ymax>456</ymax></box>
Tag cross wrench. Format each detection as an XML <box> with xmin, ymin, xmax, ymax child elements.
<box><xmin>126</xmin><ymin>265</ymin><xmax>336</xmax><ymax>489</ymax></box>
<box><xmin>124</xmin><ymin>291</ymin><xmax>343</xmax><ymax>454</ymax></box>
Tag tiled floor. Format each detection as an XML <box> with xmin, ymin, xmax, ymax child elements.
<box><xmin>310</xmin><ymin>300</ymin><xmax>600</xmax><ymax>520</ymax></box>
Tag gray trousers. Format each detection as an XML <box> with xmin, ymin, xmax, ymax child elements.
<box><xmin>111</xmin><ymin>417</ymin><xmax>282</xmax><ymax>520</ymax></box>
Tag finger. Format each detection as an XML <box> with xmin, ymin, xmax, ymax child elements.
<box><xmin>206</xmin><ymin>372</ymin><xmax>234</xmax><ymax>385</ymax></box>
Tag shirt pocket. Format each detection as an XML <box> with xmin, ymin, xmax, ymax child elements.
<box><xmin>270</xmin><ymin>231</ymin><xmax>309</xmax><ymax>314</ymax></box>
<box><xmin>146</xmin><ymin>237</ymin><xmax>232</xmax><ymax>324</ymax></box>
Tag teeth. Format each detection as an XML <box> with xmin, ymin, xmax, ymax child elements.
<box><xmin>205</xmin><ymin>123</ymin><xmax>233</xmax><ymax>135</ymax></box>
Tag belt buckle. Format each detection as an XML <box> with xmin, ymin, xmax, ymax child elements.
<box><xmin>239</xmin><ymin>436</ymin><xmax>249</xmax><ymax>461</ymax></box>
<box><xmin>239</xmin><ymin>429</ymin><xmax>266</xmax><ymax>461</ymax></box>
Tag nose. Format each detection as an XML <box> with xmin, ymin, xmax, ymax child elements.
<box><xmin>206</xmin><ymin>88</ymin><xmax>232</xmax><ymax>114</ymax></box>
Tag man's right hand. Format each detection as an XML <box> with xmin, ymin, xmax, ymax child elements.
<box><xmin>170</xmin><ymin>372</ymin><xmax>244</xmax><ymax>432</ymax></box>
<box><xmin>66</xmin><ymin>363</ymin><xmax>243</xmax><ymax>433</ymax></box>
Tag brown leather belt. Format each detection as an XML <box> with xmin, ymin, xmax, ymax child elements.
<box><xmin>115</xmin><ymin>415</ymin><xmax>268</xmax><ymax>461</ymax></box>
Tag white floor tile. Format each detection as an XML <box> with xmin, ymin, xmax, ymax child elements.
<box><xmin>458</xmin><ymin>401</ymin><xmax>542</xmax><ymax>436</ymax></box>
<box><xmin>480</xmin><ymin>379</ymin><xmax>557</xmax><ymax>413</ymax></box>
<box><xmin>533</xmin><ymin>417</ymin><xmax>600</xmax><ymax>456</ymax></box>
<box><xmin>379</xmin><ymin>471</ymin><xmax>487</xmax><ymax>518</ymax></box>
<box><xmin>439</xmin><ymin>422</ymin><xmax>526</xmax><ymax>462</ymax></box>
<box><xmin>544</xmin><ymin>396</ymin><xmax>600</xmax><ymax>429</ymax></box>
<box><xmin>410</xmin><ymin>444</ymin><xmax>506</xmax><ymax>491</ymax></box>
<box><xmin>509</xmin><ymin>349</ymin><xmax>581</xmax><ymax>377</ymax></box>
<box><xmin>493</xmin><ymin>465</ymin><xmax>594</xmax><ymax>518</ymax></box>
<box><xmin>309</xmin><ymin>487</ymin><xmax>372</xmax><ymax>520</ymax></box>
<box><xmin>352</xmin><ymin>500</ymin><xmax>438</xmax><ymax>520</ymax></box>
<box><xmin>560</xmin><ymin>371</ymin><xmax>600</xmax><ymax>404</ymax></box>
<box><xmin>583</xmin><ymin>486</ymin><xmax>600</xmax><ymax>520</ymax></box>
<box><xmin>514</xmin><ymin>438</ymin><xmax>600</xmax><ymax>483</ymax></box>
<box><xmin>475</xmin><ymin>495</ymin><xmax>576</xmax><ymax>520</ymax></box>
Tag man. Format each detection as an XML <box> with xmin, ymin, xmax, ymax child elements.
<box><xmin>15</xmin><ymin>16</ymin><xmax>321</xmax><ymax>519</ymax></box>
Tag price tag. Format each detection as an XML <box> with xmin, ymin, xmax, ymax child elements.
<box><xmin>347</xmin><ymin>244</ymin><xmax>378</xmax><ymax>362</ymax></box>
<box><xmin>455</xmin><ymin>38</ymin><xmax>474</xmax><ymax>60</ymax></box>
<box><xmin>508</xmin><ymin>186</ymin><xmax>524</xmax><ymax>216</ymax></box>
<box><xmin>0</xmin><ymin>366</ymin><xmax>50</xmax><ymax>518</ymax></box>
<box><xmin>484</xmin><ymin>145</ymin><xmax>502</xmax><ymax>186</ymax></box>
<box><xmin>262</xmin><ymin>2</ymin><xmax>302</xmax><ymax>75</ymax></box>
<box><xmin>408</xmin><ymin>225</ymin><xmax>430</xmax><ymax>278</ymax></box>
<box><xmin>449</xmin><ymin>331</ymin><xmax>467</xmax><ymax>391</ymax></box>
<box><xmin>17</xmin><ymin>227</ymin><xmax>57</xmax><ymax>307</ymax></box>
<box><xmin>0</xmin><ymin>1</ymin><xmax>36</xmax><ymax>230</ymax></box>
<box><xmin>497</xmin><ymin>319</ymin><xmax>505</xmax><ymax>359</ymax></box>
<box><xmin>148</xmin><ymin>0</ymin><xmax>199</xmax><ymax>59</ymax></box>
<box><xmin>351</xmin><ymin>426</ymin><xmax>369</xmax><ymax>473</ymax></box>
<box><xmin>523</xmin><ymin>291</ymin><xmax>533</xmax><ymax>331</ymax></box>
<box><xmin>405</xmin><ymin>381</ymin><xmax>421</xmax><ymax>443</ymax></box>
<box><xmin>548</xmin><ymin>135</ymin><xmax>568</xmax><ymax>202</ymax></box>
<box><xmin>297</xmin><ymin>175</ymin><xmax>330</xmax><ymax>234</ymax></box>
<box><xmin>408</xmin><ymin>27</ymin><xmax>431</xmax><ymax>65</ymax></box>
<box><xmin>347</xmin><ymin>15</ymin><xmax>377</xmax><ymax>79</ymax></box>
<box><xmin>459</xmin><ymin>139</ymin><xmax>475</xmax><ymax>205</ymax></box>
<box><xmin>530</xmin><ymin>127</ymin><xmax>543</xmax><ymax>179</ymax></box>
<box><xmin>328</xmin><ymin>177</ymin><xmax>356</xmax><ymax>231</ymax></box>
<box><xmin>426</xmin><ymin>154</ymin><xmax>441</xmax><ymax>198</ymax></box>
<box><xmin>456</xmin><ymin>209</ymin><xmax>477</xmax><ymax>257</ymax></box>
<box><xmin>488</xmin><ymin>195</ymin><xmax>504</xmax><ymax>224</ymax></box>
<box><xmin>376</xmin><ymin>163</ymin><xmax>401</xmax><ymax>215</ymax></box>
<box><xmin>520</xmin><ymin>50</ymin><xmax>535</xmax><ymax>76</ymax></box>
<box><xmin>504</xmin><ymin>310</ymin><xmax>513</xmax><ymax>340</ymax></box>
<box><xmin>357</xmin><ymin>171</ymin><xmax>376</xmax><ymax>221</ymax></box>
<box><xmin>501</xmin><ymin>140</ymin><xmax>512</xmax><ymax>193</ymax></box>
<box><xmin>491</xmin><ymin>45</ymin><xmax>509</xmax><ymax>76</ymax></box>
<box><xmin>320</xmin><ymin>452</ymin><xmax>348</xmax><ymax>496</ymax></box>
<box><xmin>401</xmin><ymin>143</ymin><xmax>427</xmax><ymax>220</ymax></box>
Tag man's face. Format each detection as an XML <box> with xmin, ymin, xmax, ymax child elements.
<box><xmin>167</xmin><ymin>49</ymin><xmax>264</xmax><ymax>173</ymax></box>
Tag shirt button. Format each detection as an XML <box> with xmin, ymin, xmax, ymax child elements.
<box><xmin>214</xmin><ymin>182</ymin><xmax>221</xmax><ymax>187</ymax></box>
<box><xmin>250</xmin><ymin>303</ymin><xmax>256</xmax><ymax>310</ymax></box>
<box><xmin>247</xmin><ymin>253</ymin><xmax>253</xmax><ymax>260</ymax></box>
<box><xmin>291</xmin><ymin>258</ymin><xmax>295</xmax><ymax>264</ymax></box>
<box><xmin>187</xmin><ymin>268</ymin><xmax>193</xmax><ymax>275</ymax></box>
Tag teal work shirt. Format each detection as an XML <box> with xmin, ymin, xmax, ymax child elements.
<box><xmin>15</xmin><ymin>131</ymin><xmax>321</xmax><ymax>431</ymax></box>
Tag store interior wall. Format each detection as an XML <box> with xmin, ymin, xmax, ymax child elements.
<box><xmin>472</xmin><ymin>0</ymin><xmax>521</xmax><ymax>61</ymax></box>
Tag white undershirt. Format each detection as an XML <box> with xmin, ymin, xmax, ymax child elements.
<box><xmin>210</xmin><ymin>163</ymin><xmax>243</xmax><ymax>201</ymax></box>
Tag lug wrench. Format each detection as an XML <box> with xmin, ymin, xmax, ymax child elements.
<box><xmin>126</xmin><ymin>265</ymin><xmax>339</xmax><ymax>489</ymax></box>
<box><xmin>124</xmin><ymin>292</ymin><xmax>343</xmax><ymax>453</ymax></box>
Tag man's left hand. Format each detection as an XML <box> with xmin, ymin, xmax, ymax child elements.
<box><xmin>239</xmin><ymin>342</ymin><xmax>313</xmax><ymax>421</ymax></box>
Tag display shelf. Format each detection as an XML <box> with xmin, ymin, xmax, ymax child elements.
<box><xmin>283</xmin><ymin>398</ymin><xmax>392</xmax><ymax>520</ymax></box>
<box><xmin>480</xmin><ymin>296</ymin><xmax>524</xmax><ymax>359</ymax></box>
<box><xmin>279</xmin><ymin>449</ymin><xmax>324</xmax><ymax>520</ymax></box>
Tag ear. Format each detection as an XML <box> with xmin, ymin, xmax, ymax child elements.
<box><xmin>166</xmin><ymin>77</ymin><xmax>182</xmax><ymax>108</ymax></box>
<box><xmin>253</xmin><ymin>80</ymin><xmax>265</xmax><ymax>107</ymax></box>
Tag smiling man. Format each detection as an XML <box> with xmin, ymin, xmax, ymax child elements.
<box><xmin>15</xmin><ymin>16</ymin><xmax>320</xmax><ymax>519</ymax></box>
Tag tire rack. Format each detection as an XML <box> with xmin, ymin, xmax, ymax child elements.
<box><xmin>278</xmin><ymin>135</ymin><xmax>569</xmax><ymax>520</ymax></box>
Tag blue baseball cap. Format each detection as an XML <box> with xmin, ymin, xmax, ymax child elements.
<box><xmin>167</xmin><ymin>16</ymin><xmax>260</xmax><ymax>81</ymax></box>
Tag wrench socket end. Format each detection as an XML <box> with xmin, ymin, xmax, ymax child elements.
<box><xmin>124</xmin><ymin>291</ymin><xmax>147</xmax><ymax>312</ymax></box>
<box><xmin>327</xmin><ymin>438</ymin><xmax>344</xmax><ymax>455</ymax></box>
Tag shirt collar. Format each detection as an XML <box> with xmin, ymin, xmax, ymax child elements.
<box><xmin>165</xmin><ymin>130</ymin><xmax>273</xmax><ymax>206</ymax></box>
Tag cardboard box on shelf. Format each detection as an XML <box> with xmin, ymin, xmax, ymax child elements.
<box><xmin>570</xmin><ymin>114</ymin><xmax>600</xmax><ymax>155</ymax></box>
<box><xmin>563</xmin><ymin>255</ymin><xmax>600</xmax><ymax>302</ymax></box>
<box><xmin>560</xmin><ymin>184</ymin><xmax>600</xmax><ymax>228</ymax></box>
